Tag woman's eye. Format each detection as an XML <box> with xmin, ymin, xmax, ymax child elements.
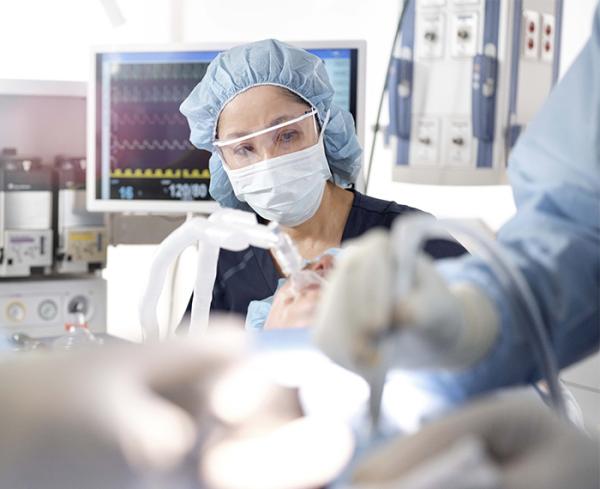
<box><xmin>278</xmin><ymin>130</ymin><xmax>299</xmax><ymax>143</ymax></box>
<box><xmin>233</xmin><ymin>145</ymin><xmax>253</xmax><ymax>156</ymax></box>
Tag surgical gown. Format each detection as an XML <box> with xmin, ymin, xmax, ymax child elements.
<box><xmin>433</xmin><ymin>4</ymin><xmax>600</xmax><ymax>401</ymax></box>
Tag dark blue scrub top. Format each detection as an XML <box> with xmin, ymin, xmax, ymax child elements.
<box><xmin>211</xmin><ymin>190</ymin><xmax>466</xmax><ymax>315</ymax></box>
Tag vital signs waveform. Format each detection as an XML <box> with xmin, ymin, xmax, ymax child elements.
<box><xmin>110</xmin><ymin>138</ymin><xmax>194</xmax><ymax>151</ymax></box>
<box><xmin>111</xmin><ymin>84</ymin><xmax>193</xmax><ymax>104</ymax></box>
<box><xmin>111</xmin><ymin>112</ymin><xmax>187</xmax><ymax>127</ymax></box>
<box><xmin>111</xmin><ymin>62</ymin><xmax>208</xmax><ymax>81</ymax></box>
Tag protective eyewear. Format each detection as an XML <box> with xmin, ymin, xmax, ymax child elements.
<box><xmin>213</xmin><ymin>109</ymin><xmax>320</xmax><ymax>169</ymax></box>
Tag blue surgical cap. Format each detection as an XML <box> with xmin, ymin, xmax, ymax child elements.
<box><xmin>180</xmin><ymin>39</ymin><xmax>363</xmax><ymax>209</ymax></box>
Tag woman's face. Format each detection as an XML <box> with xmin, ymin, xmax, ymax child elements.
<box><xmin>216</xmin><ymin>86</ymin><xmax>318</xmax><ymax>169</ymax></box>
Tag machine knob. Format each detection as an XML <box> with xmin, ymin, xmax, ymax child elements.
<box><xmin>483</xmin><ymin>78</ymin><xmax>495</xmax><ymax>97</ymax></box>
<box><xmin>68</xmin><ymin>296</ymin><xmax>89</xmax><ymax>315</ymax></box>
<box><xmin>398</xmin><ymin>80</ymin><xmax>411</xmax><ymax>98</ymax></box>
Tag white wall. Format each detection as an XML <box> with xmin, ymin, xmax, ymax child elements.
<box><xmin>0</xmin><ymin>0</ymin><xmax>174</xmax><ymax>80</ymax></box>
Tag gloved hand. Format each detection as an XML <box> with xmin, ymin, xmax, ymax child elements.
<box><xmin>265</xmin><ymin>253</ymin><xmax>335</xmax><ymax>330</ymax></box>
<box><xmin>265</xmin><ymin>279</ymin><xmax>323</xmax><ymax>329</ymax></box>
<box><xmin>0</xmin><ymin>330</ymin><xmax>245</xmax><ymax>489</ymax></box>
<box><xmin>313</xmin><ymin>229</ymin><xmax>499</xmax><ymax>375</ymax></box>
<box><xmin>349</xmin><ymin>391</ymin><xmax>600</xmax><ymax>489</ymax></box>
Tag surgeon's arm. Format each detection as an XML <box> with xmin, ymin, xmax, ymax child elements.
<box><xmin>431</xmin><ymin>4</ymin><xmax>600</xmax><ymax>397</ymax></box>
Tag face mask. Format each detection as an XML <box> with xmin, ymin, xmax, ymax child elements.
<box><xmin>224</xmin><ymin>113</ymin><xmax>331</xmax><ymax>227</ymax></box>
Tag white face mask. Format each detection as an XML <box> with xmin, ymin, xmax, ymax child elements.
<box><xmin>223</xmin><ymin>113</ymin><xmax>331</xmax><ymax>227</ymax></box>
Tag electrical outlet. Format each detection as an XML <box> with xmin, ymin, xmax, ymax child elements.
<box><xmin>541</xmin><ymin>14</ymin><xmax>555</xmax><ymax>63</ymax></box>
<box><xmin>445</xmin><ymin>118</ymin><xmax>472</xmax><ymax>166</ymax></box>
<box><xmin>451</xmin><ymin>12</ymin><xmax>479</xmax><ymax>58</ymax></box>
<box><xmin>416</xmin><ymin>12</ymin><xmax>446</xmax><ymax>59</ymax></box>
<box><xmin>522</xmin><ymin>10</ymin><xmax>541</xmax><ymax>60</ymax></box>
<box><xmin>412</xmin><ymin>117</ymin><xmax>440</xmax><ymax>165</ymax></box>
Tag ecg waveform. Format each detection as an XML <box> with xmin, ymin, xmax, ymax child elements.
<box><xmin>111</xmin><ymin>112</ymin><xmax>187</xmax><ymax>127</ymax></box>
<box><xmin>111</xmin><ymin>84</ymin><xmax>193</xmax><ymax>104</ymax></box>
<box><xmin>110</xmin><ymin>138</ymin><xmax>193</xmax><ymax>152</ymax></box>
<box><xmin>108</xmin><ymin>61</ymin><xmax>211</xmax><ymax>176</ymax></box>
<box><xmin>111</xmin><ymin>62</ymin><xmax>208</xmax><ymax>81</ymax></box>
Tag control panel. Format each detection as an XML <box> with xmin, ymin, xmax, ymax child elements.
<box><xmin>0</xmin><ymin>230</ymin><xmax>53</xmax><ymax>277</ymax></box>
<box><xmin>0</xmin><ymin>276</ymin><xmax>106</xmax><ymax>337</ymax></box>
<box><xmin>56</xmin><ymin>227</ymin><xmax>108</xmax><ymax>274</ymax></box>
<box><xmin>391</xmin><ymin>0</ymin><xmax>562</xmax><ymax>185</ymax></box>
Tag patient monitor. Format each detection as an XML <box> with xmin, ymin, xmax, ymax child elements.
<box><xmin>87</xmin><ymin>41</ymin><xmax>366</xmax><ymax>214</ymax></box>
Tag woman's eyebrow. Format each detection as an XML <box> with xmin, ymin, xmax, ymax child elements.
<box><xmin>222</xmin><ymin>114</ymin><xmax>298</xmax><ymax>140</ymax></box>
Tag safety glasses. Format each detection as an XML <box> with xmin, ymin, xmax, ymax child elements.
<box><xmin>213</xmin><ymin>109</ymin><xmax>320</xmax><ymax>169</ymax></box>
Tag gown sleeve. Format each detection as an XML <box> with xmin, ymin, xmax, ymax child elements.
<box><xmin>433</xmin><ymin>5</ymin><xmax>600</xmax><ymax>400</ymax></box>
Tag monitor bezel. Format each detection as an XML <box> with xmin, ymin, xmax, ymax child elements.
<box><xmin>87</xmin><ymin>40</ymin><xmax>366</xmax><ymax>214</ymax></box>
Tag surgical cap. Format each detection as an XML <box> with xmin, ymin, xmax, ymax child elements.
<box><xmin>180</xmin><ymin>39</ymin><xmax>363</xmax><ymax>209</ymax></box>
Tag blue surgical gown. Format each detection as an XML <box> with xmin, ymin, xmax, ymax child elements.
<box><xmin>432</xmin><ymin>5</ymin><xmax>600</xmax><ymax>401</ymax></box>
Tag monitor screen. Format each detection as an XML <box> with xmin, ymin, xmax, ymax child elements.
<box><xmin>88</xmin><ymin>42</ymin><xmax>365</xmax><ymax>213</ymax></box>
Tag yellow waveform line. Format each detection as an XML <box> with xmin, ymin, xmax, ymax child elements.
<box><xmin>111</xmin><ymin>168</ymin><xmax>211</xmax><ymax>179</ymax></box>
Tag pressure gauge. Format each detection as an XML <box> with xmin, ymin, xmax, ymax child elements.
<box><xmin>38</xmin><ymin>300</ymin><xmax>59</xmax><ymax>321</ymax></box>
<box><xmin>6</xmin><ymin>302</ymin><xmax>26</xmax><ymax>323</ymax></box>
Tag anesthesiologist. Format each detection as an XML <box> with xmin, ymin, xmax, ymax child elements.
<box><xmin>180</xmin><ymin>39</ymin><xmax>465</xmax><ymax>317</ymax></box>
<box><xmin>315</xmin><ymin>2</ymin><xmax>600</xmax><ymax>402</ymax></box>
